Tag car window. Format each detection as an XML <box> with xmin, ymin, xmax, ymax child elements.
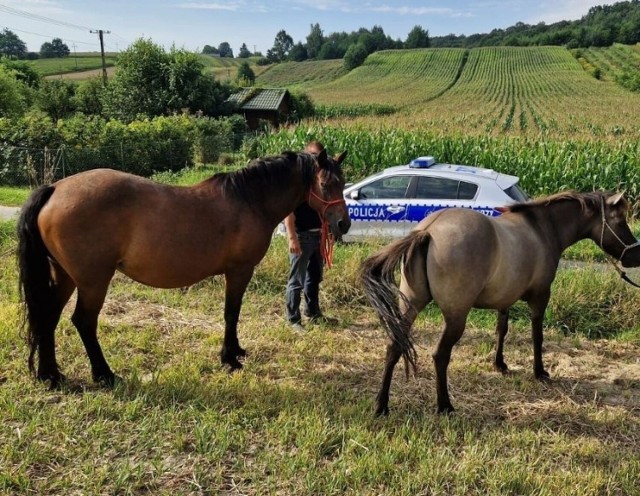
<box><xmin>360</xmin><ymin>175</ymin><xmax>412</xmax><ymax>200</ymax></box>
<box><xmin>414</xmin><ymin>177</ymin><xmax>478</xmax><ymax>200</ymax></box>
<box><xmin>504</xmin><ymin>183</ymin><xmax>529</xmax><ymax>202</ymax></box>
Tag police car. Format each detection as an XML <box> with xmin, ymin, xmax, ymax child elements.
<box><xmin>342</xmin><ymin>156</ymin><xmax>528</xmax><ymax>241</ymax></box>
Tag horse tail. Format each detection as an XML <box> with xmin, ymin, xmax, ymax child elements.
<box><xmin>17</xmin><ymin>185</ymin><xmax>56</xmax><ymax>376</ymax></box>
<box><xmin>360</xmin><ymin>229</ymin><xmax>431</xmax><ymax>374</ymax></box>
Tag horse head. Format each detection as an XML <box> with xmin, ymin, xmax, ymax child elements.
<box><xmin>595</xmin><ymin>191</ymin><xmax>640</xmax><ymax>267</ymax></box>
<box><xmin>307</xmin><ymin>149</ymin><xmax>351</xmax><ymax>238</ymax></box>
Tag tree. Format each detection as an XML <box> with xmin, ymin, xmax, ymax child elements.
<box><xmin>238</xmin><ymin>43</ymin><xmax>252</xmax><ymax>58</ymax></box>
<box><xmin>40</xmin><ymin>38</ymin><xmax>71</xmax><ymax>58</ymax></box>
<box><xmin>343</xmin><ymin>42</ymin><xmax>368</xmax><ymax>70</ymax></box>
<box><xmin>288</xmin><ymin>42</ymin><xmax>308</xmax><ymax>62</ymax></box>
<box><xmin>236</xmin><ymin>61</ymin><xmax>255</xmax><ymax>86</ymax></box>
<box><xmin>0</xmin><ymin>57</ymin><xmax>41</xmax><ymax>87</ymax></box>
<box><xmin>37</xmin><ymin>79</ymin><xmax>76</xmax><ymax>120</ymax></box>
<box><xmin>306</xmin><ymin>23</ymin><xmax>324</xmax><ymax>59</ymax></box>
<box><xmin>0</xmin><ymin>28</ymin><xmax>27</xmax><ymax>59</ymax></box>
<box><xmin>0</xmin><ymin>65</ymin><xmax>28</xmax><ymax>116</ymax></box>
<box><xmin>102</xmin><ymin>39</ymin><xmax>170</xmax><ymax>120</ymax></box>
<box><xmin>405</xmin><ymin>25</ymin><xmax>430</xmax><ymax>48</ymax></box>
<box><xmin>73</xmin><ymin>77</ymin><xmax>105</xmax><ymax>115</ymax></box>
<box><xmin>270</xmin><ymin>30</ymin><xmax>294</xmax><ymax>62</ymax></box>
<box><xmin>102</xmin><ymin>38</ymin><xmax>233</xmax><ymax>121</ymax></box>
<box><xmin>202</xmin><ymin>44</ymin><xmax>219</xmax><ymax>55</ymax></box>
<box><xmin>218</xmin><ymin>42</ymin><xmax>233</xmax><ymax>58</ymax></box>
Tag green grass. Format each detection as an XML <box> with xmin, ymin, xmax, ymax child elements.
<box><xmin>0</xmin><ymin>187</ymin><xmax>30</xmax><ymax>207</ymax></box>
<box><xmin>1</xmin><ymin>219</ymin><xmax>640</xmax><ymax>494</ymax></box>
<box><xmin>28</xmin><ymin>53</ymin><xmax>118</xmax><ymax>76</ymax></box>
<box><xmin>256</xmin><ymin>59</ymin><xmax>346</xmax><ymax>90</ymax></box>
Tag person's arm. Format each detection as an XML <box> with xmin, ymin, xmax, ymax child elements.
<box><xmin>284</xmin><ymin>213</ymin><xmax>302</xmax><ymax>255</ymax></box>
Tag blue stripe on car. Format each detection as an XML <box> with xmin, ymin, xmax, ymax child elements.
<box><xmin>347</xmin><ymin>204</ymin><xmax>500</xmax><ymax>222</ymax></box>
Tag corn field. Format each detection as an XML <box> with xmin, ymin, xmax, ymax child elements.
<box><xmin>258</xmin><ymin>46</ymin><xmax>640</xmax><ymax>140</ymax></box>
<box><xmin>254</xmin><ymin>125</ymin><xmax>640</xmax><ymax>211</ymax></box>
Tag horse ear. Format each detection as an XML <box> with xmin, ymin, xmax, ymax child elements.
<box><xmin>316</xmin><ymin>148</ymin><xmax>328</xmax><ymax>168</ymax></box>
<box><xmin>333</xmin><ymin>151</ymin><xmax>348</xmax><ymax>165</ymax></box>
<box><xmin>606</xmin><ymin>192</ymin><xmax>625</xmax><ymax>206</ymax></box>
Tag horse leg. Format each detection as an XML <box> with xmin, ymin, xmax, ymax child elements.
<box><xmin>494</xmin><ymin>308</ymin><xmax>510</xmax><ymax>374</ymax></box>
<box><xmin>220</xmin><ymin>266</ymin><xmax>254</xmax><ymax>370</ymax></box>
<box><xmin>375</xmin><ymin>340</ymin><xmax>403</xmax><ymax>417</ymax></box>
<box><xmin>375</xmin><ymin>277</ymin><xmax>430</xmax><ymax>417</ymax></box>
<box><xmin>432</xmin><ymin>313</ymin><xmax>467</xmax><ymax>414</ymax></box>
<box><xmin>529</xmin><ymin>290</ymin><xmax>551</xmax><ymax>381</ymax></box>
<box><xmin>36</xmin><ymin>263</ymin><xmax>76</xmax><ymax>387</ymax></box>
<box><xmin>72</xmin><ymin>279</ymin><xmax>116</xmax><ymax>386</ymax></box>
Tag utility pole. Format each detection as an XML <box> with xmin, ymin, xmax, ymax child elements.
<box><xmin>72</xmin><ymin>43</ymin><xmax>77</xmax><ymax>69</ymax></box>
<box><xmin>90</xmin><ymin>29</ymin><xmax>111</xmax><ymax>85</ymax></box>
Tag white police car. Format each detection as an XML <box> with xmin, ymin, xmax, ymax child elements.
<box><xmin>342</xmin><ymin>156</ymin><xmax>528</xmax><ymax>241</ymax></box>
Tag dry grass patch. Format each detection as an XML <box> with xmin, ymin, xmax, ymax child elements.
<box><xmin>1</xmin><ymin>236</ymin><xmax>640</xmax><ymax>494</ymax></box>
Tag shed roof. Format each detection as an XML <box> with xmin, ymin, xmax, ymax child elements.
<box><xmin>227</xmin><ymin>88</ymin><xmax>289</xmax><ymax>111</ymax></box>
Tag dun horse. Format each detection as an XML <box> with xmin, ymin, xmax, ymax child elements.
<box><xmin>18</xmin><ymin>150</ymin><xmax>350</xmax><ymax>388</ymax></box>
<box><xmin>361</xmin><ymin>191</ymin><xmax>640</xmax><ymax>415</ymax></box>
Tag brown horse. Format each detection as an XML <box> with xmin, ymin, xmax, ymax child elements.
<box><xmin>17</xmin><ymin>150</ymin><xmax>350</xmax><ymax>388</ymax></box>
<box><xmin>361</xmin><ymin>191</ymin><xmax>640</xmax><ymax>416</ymax></box>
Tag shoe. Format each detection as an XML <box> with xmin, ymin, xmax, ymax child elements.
<box><xmin>307</xmin><ymin>314</ymin><xmax>339</xmax><ymax>325</ymax></box>
<box><xmin>290</xmin><ymin>322</ymin><xmax>305</xmax><ymax>333</ymax></box>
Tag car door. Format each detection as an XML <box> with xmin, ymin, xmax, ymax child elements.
<box><xmin>346</xmin><ymin>174</ymin><xmax>413</xmax><ymax>239</ymax></box>
<box><xmin>406</xmin><ymin>175</ymin><xmax>479</xmax><ymax>225</ymax></box>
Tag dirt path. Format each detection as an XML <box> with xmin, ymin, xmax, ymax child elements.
<box><xmin>0</xmin><ymin>205</ymin><xmax>20</xmax><ymax>220</ymax></box>
<box><xmin>45</xmin><ymin>66</ymin><xmax>116</xmax><ymax>80</ymax></box>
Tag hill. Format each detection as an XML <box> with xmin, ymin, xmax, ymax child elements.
<box><xmin>255</xmin><ymin>45</ymin><xmax>640</xmax><ymax>139</ymax></box>
<box><xmin>574</xmin><ymin>43</ymin><xmax>640</xmax><ymax>90</ymax></box>
<box><xmin>34</xmin><ymin>53</ymin><xmax>267</xmax><ymax>82</ymax></box>
<box><xmin>29</xmin><ymin>52</ymin><xmax>117</xmax><ymax>77</ymax></box>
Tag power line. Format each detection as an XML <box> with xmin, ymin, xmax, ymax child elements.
<box><xmin>0</xmin><ymin>3</ymin><xmax>93</xmax><ymax>32</ymax></box>
<box><xmin>1</xmin><ymin>25</ymin><xmax>100</xmax><ymax>48</ymax></box>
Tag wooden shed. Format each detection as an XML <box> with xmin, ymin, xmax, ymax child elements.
<box><xmin>227</xmin><ymin>88</ymin><xmax>292</xmax><ymax>130</ymax></box>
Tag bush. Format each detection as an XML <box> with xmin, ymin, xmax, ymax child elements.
<box><xmin>343</xmin><ymin>43</ymin><xmax>368</xmax><ymax>70</ymax></box>
<box><xmin>0</xmin><ymin>113</ymin><xmax>246</xmax><ymax>185</ymax></box>
<box><xmin>37</xmin><ymin>79</ymin><xmax>76</xmax><ymax>120</ymax></box>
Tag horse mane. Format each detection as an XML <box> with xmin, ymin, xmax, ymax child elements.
<box><xmin>208</xmin><ymin>152</ymin><xmax>317</xmax><ymax>205</ymax></box>
<box><xmin>505</xmin><ymin>190</ymin><xmax>614</xmax><ymax>214</ymax></box>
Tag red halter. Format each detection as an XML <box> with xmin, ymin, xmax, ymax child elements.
<box><xmin>307</xmin><ymin>190</ymin><xmax>346</xmax><ymax>268</ymax></box>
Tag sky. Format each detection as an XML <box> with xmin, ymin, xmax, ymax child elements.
<box><xmin>0</xmin><ymin>0</ymin><xmax>615</xmax><ymax>55</ymax></box>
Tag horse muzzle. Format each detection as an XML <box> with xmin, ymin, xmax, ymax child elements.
<box><xmin>620</xmin><ymin>240</ymin><xmax>640</xmax><ymax>268</ymax></box>
<box><xmin>327</xmin><ymin>210</ymin><xmax>351</xmax><ymax>238</ymax></box>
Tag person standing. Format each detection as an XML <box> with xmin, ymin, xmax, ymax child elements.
<box><xmin>285</xmin><ymin>140</ymin><xmax>336</xmax><ymax>331</ymax></box>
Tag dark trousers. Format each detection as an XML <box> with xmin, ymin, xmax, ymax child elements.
<box><xmin>286</xmin><ymin>230</ymin><xmax>323</xmax><ymax>324</ymax></box>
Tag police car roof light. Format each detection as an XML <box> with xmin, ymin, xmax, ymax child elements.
<box><xmin>409</xmin><ymin>156</ymin><xmax>436</xmax><ymax>168</ymax></box>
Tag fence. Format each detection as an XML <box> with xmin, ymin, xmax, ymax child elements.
<box><xmin>0</xmin><ymin>132</ymin><xmax>260</xmax><ymax>187</ymax></box>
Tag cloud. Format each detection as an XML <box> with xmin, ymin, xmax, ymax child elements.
<box><xmin>530</xmin><ymin>0</ymin><xmax>612</xmax><ymax>24</ymax></box>
<box><xmin>371</xmin><ymin>6</ymin><xmax>456</xmax><ymax>16</ymax></box>
<box><xmin>177</xmin><ymin>2</ymin><xmax>244</xmax><ymax>11</ymax></box>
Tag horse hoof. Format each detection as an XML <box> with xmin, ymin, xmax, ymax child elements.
<box><xmin>535</xmin><ymin>370</ymin><xmax>551</xmax><ymax>382</ymax></box>
<box><xmin>374</xmin><ymin>404</ymin><xmax>389</xmax><ymax>417</ymax></box>
<box><xmin>437</xmin><ymin>404</ymin><xmax>456</xmax><ymax>415</ymax></box>
<box><xmin>236</xmin><ymin>347</ymin><xmax>247</xmax><ymax>358</ymax></box>
<box><xmin>494</xmin><ymin>361</ymin><xmax>510</xmax><ymax>375</ymax></box>
<box><xmin>94</xmin><ymin>372</ymin><xmax>120</xmax><ymax>388</ymax></box>
<box><xmin>37</xmin><ymin>371</ymin><xmax>66</xmax><ymax>390</ymax></box>
<box><xmin>226</xmin><ymin>359</ymin><xmax>243</xmax><ymax>372</ymax></box>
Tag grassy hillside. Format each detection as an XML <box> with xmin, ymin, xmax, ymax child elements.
<box><xmin>415</xmin><ymin>46</ymin><xmax>640</xmax><ymax>137</ymax></box>
<box><xmin>574</xmin><ymin>43</ymin><xmax>640</xmax><ymax>80</ymax></box>
<box><xmin>297</xmin><ymin>46</ymin><xmax>640</xmax><ymax>139</ymax></box>
<box><xmin>257</xmin><ymin>49</ymin><xmax>467</xmax><ymax>108</ymax></box>
<box><xmin>255</xmin><ymin>59</ymin><xmax>346</xmax><ymax>89</ymax></box>
<box><xmin>35</xmin><ymin>53</ymin><xmax>267</xmax><ymax>82</ymax></box>
<box><xmin>29</xmin><ymin>53</ymin><xmax>118</xmax><ymax>76</ymax></box>
<box><xmin>199</xmin><ymin>55</ymin><xmax>269</xmax><ymax>82</ymax></box>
